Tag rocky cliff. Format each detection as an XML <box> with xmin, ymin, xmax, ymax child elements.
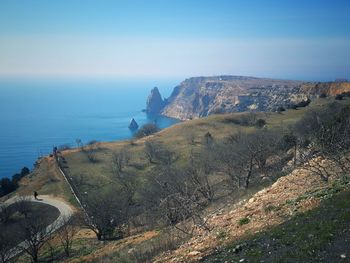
<box><xmin>145</xmin><ymin>87</ymin><xmax>164</xmax><ymax>115</ymax></box>
<box><xmin>301</xmin><ymin>82</ymin><xmax>350</xmax><ymax>96</ymax></box>
<box><xmin>146</xmin><ymin>76</ymin><xmax>350</xmax><ymax>120</ymax></box>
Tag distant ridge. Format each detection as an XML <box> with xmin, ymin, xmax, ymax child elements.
<box><xmin>146</xmin><ymin>75</ymin><xmax>350</xmax><ymax>120</ymax></box>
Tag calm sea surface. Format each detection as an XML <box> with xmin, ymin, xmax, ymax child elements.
<box><xmin>0</xmin><ymin>78</ymin><xmax>180</xmax><ymax>178</ymax></box>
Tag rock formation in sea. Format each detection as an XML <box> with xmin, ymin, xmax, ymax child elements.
<box><xmin>128</xmin><ymin>118</ymin><xmax>139</xmax><ymax>129</ymax></box>
<box><xmin>145</xmin><ymin>87</ymin><xmax>165</xmax><ymax>115</ymax></box>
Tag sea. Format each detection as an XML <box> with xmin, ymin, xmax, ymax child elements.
<box><xmin>0</xmin><ymin>77</ymin><xmax>181</xmax><ymax>179</ymax></box>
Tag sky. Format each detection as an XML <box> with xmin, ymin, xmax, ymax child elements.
<box><xmin>0</xmin><ymin>0</ymin><xmax>349</xmax><ymax>81</ymax></box>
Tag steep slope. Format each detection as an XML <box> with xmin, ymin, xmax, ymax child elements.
<box><xmin>161</xmin><ymin>76</ymin><xmax>305</xmax><ymax>120</ymax></box>
<box><xmin>146</xmin><ymin>76</ymin><xmax>350</xmax><ymax>120</ymax></box>
<box><xmin>155</xmin><ymin>163</ymin><xmax>348</xmax><ymax>262</ymax></box>
<box><xmin>146</xmin><ymin>87</ymin><xmax>165</xmax><ymax>115</ymax></box>
<box><xmin>301</xmin><ymin>81</ymin><xmax>350</xmax><ymax>96</ymax></box>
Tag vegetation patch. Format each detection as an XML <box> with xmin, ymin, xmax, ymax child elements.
<box><xmin>238</xmin><ymin>217</ymin><xmax>250</xmax><ymax>226</ymax></box>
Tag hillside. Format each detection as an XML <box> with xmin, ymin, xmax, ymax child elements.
<box><xmin>6</xmin><ymin>96</ymin><xmax>350</xmax><ymax>263</ymax></box>
<box><xmin>146</xmin><ymin>76</ymin><xmax>350</xmax><ymax>120</ymax></box>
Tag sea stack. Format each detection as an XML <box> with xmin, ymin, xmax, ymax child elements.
<box><xmin>146</xmin><ymin>87</ymin><xmax>164</xmax><ymax>115</ymax></box>
<box><xmin>128</xmin><ymin>118</ymin><xmax>139</xmax><ymax>130</ymax></box>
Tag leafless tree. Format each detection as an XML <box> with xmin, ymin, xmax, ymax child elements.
<box><xmin>144</xmin><ymin>141</ymin><xmax>160</xmax><ymax>164</ymax></box>
<box><xmin>57</xmin><ymin>214</ymin><xmax>80</xmax><ymax>257</ymax></box>
<box><xmin>84</xmin><ymin>190</ymin><xmax>128</xmax><ymax>240</ymax></box>
<box><xmin>0</xmin><ymin>204</ymin><xmax>11</xmax><ymax>224</ymax></box>
<box><xmin>83</xmin><ymin>141</ymin><xmax>100</xmax><ymax>163</ymax></box>
<box><xmin>75</xmin><ymin>138</ymin><xmax>83</xmax><ymax>149</ymax></box>
<box><xmin>18</xmin><ymin>214</ymin><xmax>56</xmax><ymax>263</ymax></box>
<box><xmin>295</xmin><ymin>103</ymin><xmax>350</xmax><ymax>181</ymax></box>
<box><xmin>185</xmin><ymin>130</ymin><xmax>196</xmax><ymax>145</ymax></box>
<box><xmin>14</xmin><ymin>197</ymin><xmax>32</xmax><ymax>219</ymax></box>
<box><xmin>185</xmin><ymin>150</ymin><xmax>215</xmax><ymax>202</ymax></box>
<box><xmin>144</xmin><ymin>141</ymin><xmax>177</xmax><ymax>165</ymax></box>
<box><xmin>214</xmin><ymin>129</ymin><xmax>283</xmax><ymax>189</ymax></box>
<box><xmin>147</xmin><ymin>164</ymin><xmax>212</xmax><ymax>235</ymax></box>
<box><xmin>112</xmin><ymin>148</ymin><xmax>131</xmax><ymax>177</ymax></box>
<box><xmin>0</xmin><ymin>231</ymin><xmax>15</xmax><ymax>263</ymax></box>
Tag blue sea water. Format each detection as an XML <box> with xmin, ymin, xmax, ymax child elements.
<box><xmin>0</xmin><ymin>78</ymin><xmax>180</xmax><ymax>179</ymax></box>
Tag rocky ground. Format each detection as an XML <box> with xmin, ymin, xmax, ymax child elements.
<box><xmin>155</xmin><ymin>163</ymin><xmax>346</xmax><ymax>262</ymax></box>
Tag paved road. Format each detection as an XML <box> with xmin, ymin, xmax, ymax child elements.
<box><xmin>2</xmin><ymin>195</ymin><xmax>74</xmax><ymax>260</ymax></box>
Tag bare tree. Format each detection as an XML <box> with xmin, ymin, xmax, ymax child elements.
<box><xmin>148</xmin><ymin>164</ymin><xmax>212</xmax><ymax>235</ymax></box>
<box><xmin>0</xmin><ymin>231</ymin><xmax>15</xmax><ymax>263</ymax></box>
<box><xmin>186</xmin><ymin>150</ymin><xmax>215</xmax><ymax>202</ymax></box>
<box><xmin>18</xmin><ymin>215</ymin><xmax>56</xmax><ymax>263</ymax></box>
<box><xmin>112</xmin><ymin>148</ymin><xmax>131</xmax><ymax>177</ymax></box>
<box><xmin>75</xmin><ymin>138</ymin><xmax>83</xmax><ymax>149</ymax></box>
<box><xmin>0</xmin><ymin>204</ymin><xmax>11</xmax><ymax>224</ymax></box>
<box><xmin>14</xmin><ymin>197</ymin><xmax>32</xmax><ymax>219</ymax></box>
<box><xmin>57</xmin><ymin>214</ymin><xmax>80</xmax><ymax>257</ymax></box>
<box><xmin>295</xmin><ymin>103</ymin><xmax>350</xmax><ymax>181</ymax></box>
<box><xmin>83</xmin><ymin>140</ymin><xmax>100</xmax><ymax>163</ymax></box>
<box><xmin>84</xmin><ymin>190</ymin><xmax>128</xmax><ymax>240</ymax></box>
<box><xmin>144</xmin><ymin>141</ymin><xmax>177</xmax><ymax>165</ymax></box>
<box><xmin>214</xmin><ymin>129</ymin><xmax>283</xmax><ymax>189</ymax></box>
<box><xmin>185</xmin><ymin>130</ymin><xmax>196</xmax><ymax>145</ymax></box>
<box><xmin>144</xmin><ymin>141</ymin><xmax>160</xmax><ymax>164</ymax></box>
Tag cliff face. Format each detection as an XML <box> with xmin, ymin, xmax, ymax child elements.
<box><xmin>146</xmin><ymin>76</ymin><xmax>350</xmax><ymax>120</ymax></box>
<box><xmin>161</xmin><ymin>76</ymin><xmax>306</xmax><ymax>120</ymax></box>
<box><xmin>301</xmin><ymin>82</ymin><xmax>350</xmax><ymax>96</ymax></box>
<box><xmin>146</xmin><ymin>87</ymin><xmax>164</xmax><ymax>115</ymax></box>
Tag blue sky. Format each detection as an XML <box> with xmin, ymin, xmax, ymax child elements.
<box><xmin>0</xmin><ymin>0</ymin><xmax>349</xmax><ymax>80</ymax></box>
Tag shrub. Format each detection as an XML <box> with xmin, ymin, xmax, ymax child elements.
<box><xmin>277</xmin><ymin>106</ymin><xmax>286</xmax><ymax>113</ymax></box>
<box><xmin>287</xmin><ymin>104</ymin><xmax>298</xmax><ymax>110</ymax></box>
<box><xmin>223</xmin><ymin>113</ymin><xmax>257</xmax><ymax>126</ymax></box>
<box><xmin>335</xmin><ymin>94</ymin><xmax>343</xmax><ymax>100</ymax></box>
<box><xmin>238</xmin><ymin>217</ymin><xmax>250</xmax><ymax>226</ymax></box>
<box><xmin>255</xmin><ymin>119</ymin><xmax>266</xmax><ymax>128</ymax></box>
<box><xmin>296</xmin><ymin>99</ymin><xmax>311</xmax><ymax>108</ymax></box>
<box><xmin>135</xmin><ymin>123</ymin><xmax>159</xmax><ymax>138</ymax></box>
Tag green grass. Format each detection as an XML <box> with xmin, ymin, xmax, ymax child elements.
<box><xmin>202</xmin><ymin>183</ymin><xmax>350</xmax><ymax>263</ymax></box>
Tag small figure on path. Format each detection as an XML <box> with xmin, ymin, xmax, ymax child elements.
<box><xmin>34</xmin><ymin>191</ymin><xmax>39</xmax><ymax>200</ymax></box>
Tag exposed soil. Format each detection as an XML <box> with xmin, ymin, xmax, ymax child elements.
<box><xmin>155</xmin><ymin>167</ymin><xmax>330</xmax><ymax>262</ymax></box>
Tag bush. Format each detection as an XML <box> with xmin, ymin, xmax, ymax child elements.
<box><xmin>277</xmin><ymin>106</ymin><xmax>286</xmax><ymax>113</ymax></box>
<box><xmin>335</xmin><ymin>94</ymin><xmax>343</xmax><ymax>100</ymax></box>
<box><xmin>223</xmin><ymin>113</ymin><xmax>257</xmax><ymax>126</ymax></box>
<box><xmin>255</xmin><ymin>119</ymin><xmax>266</xmax><ymax>128</ymax></box>
<box><xmin>296</xmin><ymin>99</ymin><xmax>311</xmax><ymax>108</ymax></box>
<box><xmin>135</xmin><ymin>123</ymin><xmax>159</xmax><ymax>138</ymax></box>
<box><xmin>238</xmin><ymin>217</ymin><xmax>250</xmax><ymax>226</ymax></box>
<box><xmin>287</xmin><ymin>104</ymin><xmax>298</xmax><ymax>110</ymax></box>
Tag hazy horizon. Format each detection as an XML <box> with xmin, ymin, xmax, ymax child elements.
<box><xmin>0</xmin><ymin>0</ymin><xmax>349</xmax><ymax>81</ymax></box>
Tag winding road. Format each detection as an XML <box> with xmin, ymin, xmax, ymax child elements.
<box><xmin>2</xmin><ymin>195</ymin><xmax>74</xmax><ymax>260</ymax></box>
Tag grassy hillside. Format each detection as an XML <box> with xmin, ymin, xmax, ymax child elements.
<box><xmin>10</xmin><ymin>96</ymin><xmax>349</xmax><ymax>263</ymax></box>
<box><xmin>61</xmin><ymin>97</ymin><xmax>341</xmax><ymax>198</ymax></box>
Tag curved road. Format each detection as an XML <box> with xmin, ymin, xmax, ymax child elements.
<box><xmin>4</xmin><ymin>194</ymin><xmax>74</xmax><ymax>223</ymax></box>
<box><xmin>2</xmin><ymin>195</ymin><xmax>74</xmax><ymax>259</ymax></box>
